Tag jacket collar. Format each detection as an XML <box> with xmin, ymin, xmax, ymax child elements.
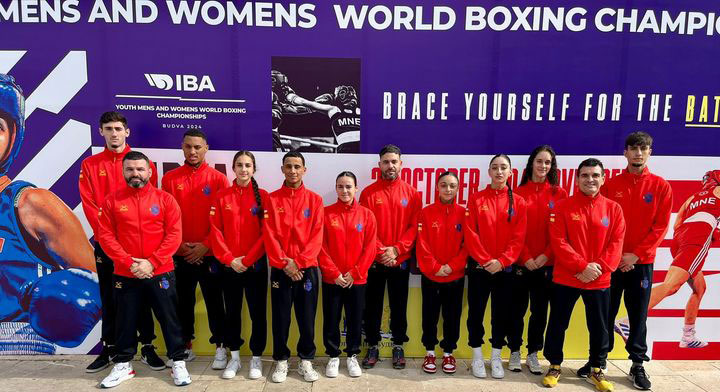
<box><xmin>101</xmin><ymin>144</ymin><xmax>131</xmax><ymax>160</ymax></box>
<box><xmin>278</xmin><ymin>182</ymin><xmax>306</xmax><ymax>196</ymax></box>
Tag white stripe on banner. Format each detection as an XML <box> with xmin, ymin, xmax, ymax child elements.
<box><xmin>0</xmin><ymin>51</ymin><xmax>26</xmax><ymax>74</ymax></box>
<box><xmin>24</xmin><ymin>51</ymin><xmax>87</xmax><ymax>118</ymax></box>
<box><xmin>16</xmin><ymin>120</ymin><xmax>91</xmax><ymax>188</ymax></box>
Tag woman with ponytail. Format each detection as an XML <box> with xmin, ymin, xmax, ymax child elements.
<box><xmin>464</xmin><ymin>154</ymin><xmax>527</xmax><ymax>379</ymax></box>
<box><xmin>208</xmin><ymin>151</ymin><xmax>270</xmax><ymax>380</ymax></box>
<box><xmin>508</xmin><ymin>145</ymin><xmax>568</xmax><ymax>375</ymax></box>
<box><xmin>319</xmin><ymin>171</ymin><xmax>377</xmax><ymax>379</ymax></box>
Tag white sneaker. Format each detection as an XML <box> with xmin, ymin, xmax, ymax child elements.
<box><xmin>171</xmin><ymin>360</ymin><xmax>192</xmax><ymax>386</ymax></box>
<box><xmin>680</xmin><ymin>328</ymin><xmax>709</xmax><ymax>348</ymax></box>
<box><xmin>326</xmin><ymin>357</ymin><xmax>340</xmax><ymax>378</ymax></box>
<box><xmin>471</xmin><ymin>358</ymin><xmax>486</xmax><ymax>378</ymax></box>
<box><xmin>526</xmin><ymin>351</ymin><xmax>542</xmax><ymax>375</ymax></box>
<box><xmin>271</xmin><ymin>360</ymin><xmax>288</xmax><ymax>383</ymax></box>
<box><xmin>508</xmin><ymin>351</ymin><xmax>521</xmax><ymax>372</ymax></box>
<box><xmin>490</xmin><ymin>349</ymin><xmax>504</xmax><ymax>379</ymax></box>
<box><xmin>222</xmin><ymin>358</ymin><xmax>240</xmax><ymax>379</ymax></box>
<box><xmin>100</xmin><ymin>362</ymin><xmax>135</xmax><ymax>388</ymax></box>
<box><xmin>212</xmin><ymin>347</ymin><xmax>228</xmax><ymax>370</ymax></box>
<box><xmin>166</xmin><ymin>348</ymin><xmax>196</xmax><ymax>367</ymax></box>
<box><xmin>298</xmin><ymin>359</ymin><xmax>319</xmax><ymax>382</ymax></box>
<box><xmin>347</xmin><ymin>355</ymin><xmax>362</xmax><ymax>377</ymax></box>
<box><xmin>248</xmin><ymin>356</ymin><xmax>263</xmax><ymax>379</ymax></box>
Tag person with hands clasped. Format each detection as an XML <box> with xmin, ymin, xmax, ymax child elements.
<box><xmin>509</xmin><ymin>146</ymin><xmax>568</xmax><ymax>374</ymax></box>
<box><xmin>263</xmin><ymin>152</ymin><xmax>324</xmax><ymax>383</ymax></box>
<box><xmin>417</xmin><ymin>171</ymin><xmax>468</xmax><ymax>375</ymax></box>
<box><xmin>319</xmin><ymin>171</ymin><xmax>377</xmax><ymax>379</ymax></box>
<box><xmin>208</xmin><ymin>151</ymin><xmax>270</xmax><ymax>380</ymax></box>
<box><xmin>542</xmin><ymin>158</ymin><xmax>626</xmax><ymax>392</ymax></box>
<box><xmin>464</xmin><ymin>154</ymin><xmax>527</xmax><ymax>379</ymax></box>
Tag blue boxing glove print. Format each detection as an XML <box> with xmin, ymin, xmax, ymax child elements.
<box><xmin>20</xmin><ymin>268</ymin><xmax>101</xmax><ymax>347</ymax></box>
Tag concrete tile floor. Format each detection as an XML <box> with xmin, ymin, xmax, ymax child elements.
<box><xmin>1</xmin><ymin>355</ymin><xmax>719</xmax><ymax>391</ymax></box>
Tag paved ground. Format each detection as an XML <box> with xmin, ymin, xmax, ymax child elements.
<box><xmin>1</xmin><ymin>355</ymin><xmax>719</xmax><ymax>391</ymax></box>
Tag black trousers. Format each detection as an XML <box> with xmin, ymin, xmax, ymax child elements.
<box><xmin>608</xmin><ymin>264</ymin><xmax>653</xmax><ymax>363</ymax></box>
<box><xmin>363</xmin><ymin>263</ymin><xmax>411</xmax><ymax>346</ymax></box>
<box><xmin>221</xmin><ymin>258</ymin><xmax>268</xmax><ymax>355</ymax></box>
<box><xmin>544</xmin><ymin>283</ymin><xmax>611</xmax><ymax>368</ymax></box>
<box><xmin>421</xmin><ymin>276</ymin><xmax>464</xmax><ymax>353</ymax></box>
<box><xmin>508</xmin><ymin>266</ymin><xmax>553</xmax><ymax>353</ymax></box>
<box><xmin>94</xmin><ymin>243</ymin><xmax>155</xmax><ymax>346</ymax></box>
<box><xmin>174</xmin><ymin>256</ymin><xmax>225</xmax><ymax>345</ymax></box>
<box><xmin>466</xmin><ymin>261</ymin><xmax>513</xmax><ymax>349</ymax></box>
<box><xmin>322</xmin><ymin>282</ymin><xmax>366</xmax><ymax>357</ymax></box>
<box><xmin>113</xmin><ymin>272</ymin><xmax>185</xmax><ymax>363</ymax></box>
<box><xmin>270</xmin><ymin>267</ymin><xmax>319</xmax><ymax>360</ymax></box>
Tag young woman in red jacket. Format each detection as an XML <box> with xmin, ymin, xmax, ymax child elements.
<box><xmin>319</xmin><ymin>171</ymin><xmax>377</xmax><ymax>379</ymax></box>
<box><xmin>464</xmin><ymin>154</ymin><xmax>527</xmax><ymax>379</ymax></box>
<box><xmin>417</xmin><ymin>171</ymin><xmax>467</xmax><ymax>375</ymax></box>
<box><xmin>509</xmin><ymin>145</ymin><xmax>568</xmax><ymax>375</ymax></box>
<box><xmin>208</xmin><ymin>151</ymin><xmax>269</xmax><ymax>380</ymax></box>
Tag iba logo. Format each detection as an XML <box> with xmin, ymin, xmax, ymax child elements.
<box><xmin>144</xmin><ymin>73</ymin><xmax>216</xmax><ymax>92</ymax></box>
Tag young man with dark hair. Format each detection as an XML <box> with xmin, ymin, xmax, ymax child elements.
<box><xmin>161</xmin><ymin>130</ymin><xmax>230</xmax><ymax>368</ymax></box>
<box><xmin>599</xmin><ymin>131</ymin><xmax>672</xmax><ymax>390</ymax></box>
<box><xmin>79</xmin><ymin>111</ymin><xmax>162</xmax><ymax>372</ymax></box>
<box><xmin>97</xmin><ymin>151</ymin><xmax>189</xmax><ymax>388</ymax></box>
<box><xmin>360</xmin><ymin>144</ymin><xmax>422</xmax><ymax>369</ymax></box>
<box><xmin>543</xmin><ymin>158</ymin><xmax>626</xmax><ymax>392</ymax></box>
<box><xmin>264</xmin><ymin>151</ymin><xmax>324</xmax><ymax>383</ymax></box>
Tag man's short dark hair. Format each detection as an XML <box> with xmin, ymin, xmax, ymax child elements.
<box><xmin>183</xmin><ymin>129</ymin><xmax>208</xmax><ymax>143</ymax></box>
<box><xmin>99</xmin><ymin>111</ymin><xmax>128</xmax><ymax>128</ymax></box>
<box><xmin>282</xmin><ymin>151</ymin><xmax>305</xmax><ymax>166</ymax></box>
<box><xmin>577</xmin><ymin>158</ymin><xmax>604</xmax><ymax>175</ymax></box>
<box><xmin>123</xmin><ymin>150</ymin><xmax>150</xmax><ymax>166</ymax></box>
<box><xmin>625</xmin><ymin>131</ymin><xmax>653</xmax><ymax>149</ymax></box>
<box><xmin>379</xmin><ymin>144</ymin><xmax>402</xmax><ymax>158</ymax></box>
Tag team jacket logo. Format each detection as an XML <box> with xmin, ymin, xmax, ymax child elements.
<box><xmin>548</xmin><ymin>200</ymin><xmax>555</xmax><ymax>209</ymax></box>
<box><xmin>224</xmin><ymin>204</ymin><xmax>232</xmax><ymax>210</ymax></box>
<box><xmin>481</xmin><ymin>205</ymin><xmax>489</xmax><ymax>211</ymax></box>
<box><xmin>417</xmin><ymin>222</ymin><xmax>423</xmax><ymax>231</ymax></box>
<box><xmin>401</xmin><ymin>199</ymin><xmax>408</xmax><ymax>207</ymax></box>
<box><xmin>571</xmin><ymin>213</ymin><xmax>581</xmax><ymax>221</ymax></box>
<box><xmin>432</xmin><ymin>221</ymin><xmax>440</xmax><ymax>229</ymax></box>
<box><xmin>150</xmin><ymin>205</ymin><xmax>160</xmax><ymax>216</ymax></box>
<box><xmin>144</xmin><ymin>73</ymin><xmax>216</xmax><ymax>92</ymax></box>
<box><xmin>251</xmin><ymin>206</ymin><xmax>259</xmax><ymax>216</ymax></box>
<box><xmin>304</xmin><ymin>279</ymin><xmax>313</xmax><ymax>292</ymax></box>
<box><xmin>272</xmin><ymin>281</ymin><xmax>280</xmax><ymax>288</ymax></box>
<box><xmin>202</xmin><ymin>184</ymin><xmax>211</xmax><ymax>196</ymax></box>
<box><xmin>375</xmin><ymin>198</ymin><xmax>383</xmax><ymax>204</ymax></box>
<box><xmin>159</xmin><ymin>278</ymin><xmax>170</xmax><ymax>289</ymax></box>
<box><xmin>303</xmin><ymin>208</ymin><xmax>311</xmax><ymax>218</ymax></box>
<box><xmin>455</xmin><ymin>223</ymin><xmax>462</xmax><ymax>232</ymax></box>
<box><xmin>356</xmin><ymin>223</ymin><xmax>363</xmax><ymax>232</ymax></box>
<box><xmin>115</xmin><ymin>282</ymin><xmax>123</xmax><ymax>289</ymax></box>
<box><xmin>78</xmin><ymin>170</ymin><xmax>84</xmax><ymax>180</ymax></box>
<box><xmin>277</xmin><ymin>207</ymin><xmax>284</xmax><ymax>213</ymax></box>
<box><xmin>644</xmin><ymin>193</ymin><xmax>654</xmax><ymax>203</ymax></box>
<box><xmin>99</xmin><ymin>169</ymin><xmax>107</xmax><ymax>177</ymax></box>
<box><xmin>209</xmin><ymin>206</ymin><xmax>216</xmax><ymax>216</ymax></box>
<box><xmin>601</xmin><ymin>216</ymin><xmax>610</xmax><ymax>227</ymax></box>
<box><xmin>614</xmin><ymin>191</ymin><xmax>623</xmax><ymax>198</ymax></box>
<box><xmin>331</xmin><ymin>219</ymin><xmax>340</xmax><ymax>227</ymax></box>
<box><xmin>549</xmin><ymin>213</ymin><xmax>555</xmax><ymax>222</ymax></box>
<box><xmin>176</xmin><ymin>184</ymin><xmax>184</xmax><ymax>191</ymax></box>
<box><xmin>119</xmin><ymin>204</ymin><xmax>128</xmax><ymax>212</ymax></box>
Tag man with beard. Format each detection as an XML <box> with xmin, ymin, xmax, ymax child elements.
<box><xmin>97</xmin><ymin>151</ymin><xmax>189</xmax><ymax>388</ymax></box>
<box><xmin>359</xmin><ymin>144</ymin><xmax>422</xmax><ymax>369</ymax></box>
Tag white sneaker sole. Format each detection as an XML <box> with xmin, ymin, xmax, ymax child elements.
<box><xmin>211</xmin><ymin>360</ymin><xmax>227</xmax><ymax>370</ymax></box>
<box><xmin>100</xmin><ymin>372</ymin><xmax>135</xmax><ymax>388</ymax></box>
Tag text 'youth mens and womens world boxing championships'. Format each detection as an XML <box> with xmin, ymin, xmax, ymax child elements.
<box><xmin>2</xmin><ymin>74</ymin><xmax>720</xmax><ymax>392</ymax></box>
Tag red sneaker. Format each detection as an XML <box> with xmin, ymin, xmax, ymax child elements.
<box><xmin>422</xmin><ymin>355</ymin><xmax>437</xmax><ymax>374</ymax></box>
<box><xmin>442</xmin><ymin>355</ymin><xmax>456</xmax><ymax>374</ymax></box>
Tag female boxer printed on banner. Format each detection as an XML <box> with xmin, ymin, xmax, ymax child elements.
<box><xmin>208</xmin><ymin>151</ymin><xmax>270</xmax><ymax>380</ymax></box>
<box><xmin>464</xmin><ymin>154</ymin><xmax>527</xmax><ymax>379</ymax></box>
<box><xmin>318</xmin><ymin>171</ymin><xmax>377</xmax><ymax>378</ymax></box>
<box><xmin>417</xmin><ymin>171</ymin><xmax>467</xmax><ymax>375</ymax></box>
<box><xmin>509</xmin><ymin>146</ymin><xmax>568</xmax><ymax>374</ymax></box>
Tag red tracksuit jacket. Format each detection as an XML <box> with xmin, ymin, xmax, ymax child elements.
<box><xmin>601</xmin><ymin>167</ymin><xmax>672</xmax><ymax>264</ymax></box>
<box><xmin>464</xmin><ymin>185</ymin><xmax>527</xmax><ymax>267</ymax></box>
<box><xmin>97</xmin><ymin>185</ymin><xmax>182</xmax><ymax>278</ymax></box>
<box><xmin>79</xmin><ymin>145</ymin><xmax>158</xmax><ymax>236</ymax></box>
<box><xmin>161</xmin><ymin>162</ymin><xmax>230</xmax><ymax>252</ymax></box>
<box><xmin>550</xmin><ymin>192</ymin><xmax>626</xmax><ymax>289</ymax></box>
<box><xmin>263</xmin><ymin>183</ymin><xmax>324</xmax><ymax>270</ymax></box>
<box><xmin>515</xmin><ymin>181</ymin><xmax>569</xmax><ymax>266</ymax></box>
<box><xmin>359</xmin><ymin>178</ymin><xmax>422</xmax><ymax>265</ymax></box>
<box><xmin>209</xmin><ymin>181</ymin><xmax>270</xmax><ymax>267</ymax></box>
<box><xmin>417</xmin><ymin>200</ymin><xmax>468</xmax><ymax>283</ymax></box>
<box><xmin>318</xmin><ymin>200</ymin><xmax>378</xmax><ymax>285</ymax></box>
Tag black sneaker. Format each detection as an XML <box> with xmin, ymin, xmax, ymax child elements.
<box><xmin>86</xmin><ymin>346</ymin><xmax>112</xmax><ymax>373</ymax></box>
<box><xmin>628</xmin><ymin>364</ymin><xmax>651</xmax><ymax>390</ymax></box>
<box><xmin>362</xmin><ymin>346</ymin><xmax>379</xmax><ymax>369</ymax></box>
<box><xmin>392</xmin><ymin>346</ymin><xmax>406</xmax><ymax>369</ymax></box>
<box><xmin>141</xmin><ymin>344</ymin><xmax>167</xmax><ymax>371</ymax></box>
<box><xmin>576</xmin><ymin>362</ymin><xmax>592</xmax><ymax>378</ymax></box>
